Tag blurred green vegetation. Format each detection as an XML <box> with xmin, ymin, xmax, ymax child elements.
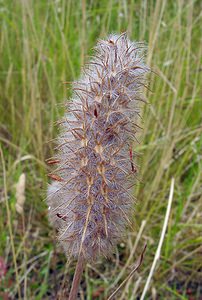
<box><xmin>0</xmin><ymin>0</ymin><xmax>201</xmax><ymax>299</ymax></box>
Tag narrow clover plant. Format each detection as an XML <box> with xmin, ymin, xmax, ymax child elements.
<box><xmin>47</xmin><ymin>33</ymin><xmax>149</xmax><ymax>299</ymax></box>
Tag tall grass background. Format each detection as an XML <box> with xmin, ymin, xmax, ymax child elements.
<box><xmin>0</xmin><ymin>0</ymin><xmax>201</xmax><ymax>299</ymax></box>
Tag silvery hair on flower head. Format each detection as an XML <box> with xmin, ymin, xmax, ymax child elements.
<box><xmin>47</xmin><ymin>33</ymin><xmax>149</xmax><ymax>261</ymax></box>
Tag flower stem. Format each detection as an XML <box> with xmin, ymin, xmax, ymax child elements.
<box><xmin>68</xmin><ymin>254</ymin><xmax>85</xmax><ymax>300</ymax></box>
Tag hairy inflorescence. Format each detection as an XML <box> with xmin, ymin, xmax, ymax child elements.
<box><xmin>47</xmin><ymin>33</ymin><xmax>149</xmax><ymax>262</ymax></box>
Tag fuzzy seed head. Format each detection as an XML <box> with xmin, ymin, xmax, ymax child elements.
<box><xmin>47</xmin><ymin>33</ymin><xmax>149</xmax><ymax>261</ymax></box>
